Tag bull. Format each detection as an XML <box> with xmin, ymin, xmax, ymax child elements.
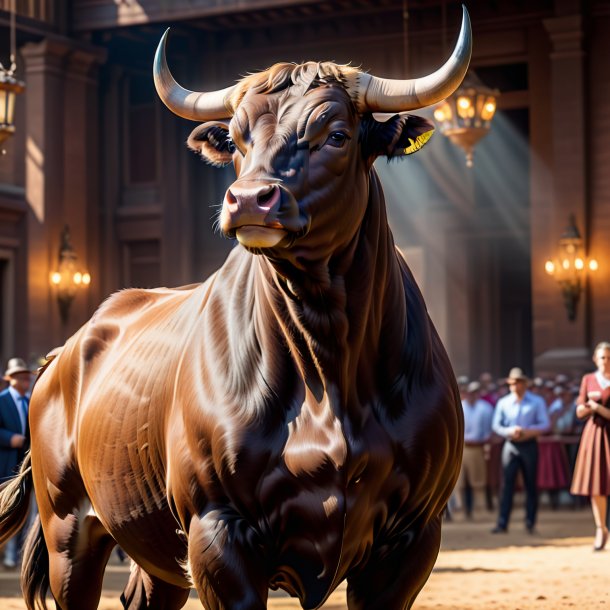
<box><xmin>0</xmin><ymin>7</ymin><xmax>470</xmax><ymax>609</ymax></box>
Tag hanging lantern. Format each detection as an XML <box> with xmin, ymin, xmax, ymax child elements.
<box><xmin>433</xmin><ymin>71</ymin><xmax>499</xmax><ymax>167</ymax></box>
<box><xmin>0</xmin><ymin>69</ymin><xmax>25</xmax><ymax>145</ymax></box>
<box><xmin>0</xmin><ymin>0</ymin><xmax>25</xmax><ymax>147</ymax></box>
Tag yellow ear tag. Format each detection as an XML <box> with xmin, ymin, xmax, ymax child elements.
<box><xmin>403</xmin><ymin>129</ymin><xmax>434</xmax><ymax>155</ymax></box>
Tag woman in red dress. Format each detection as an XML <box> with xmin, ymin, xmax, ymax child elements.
<box><xmin>571</xmin><ymin>342</ymin><xmax>610</xmax><ymax>550</ymax></box>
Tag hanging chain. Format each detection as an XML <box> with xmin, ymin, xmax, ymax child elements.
<box><xmin>402</xmin><ymin>0</ymin><xmax>409</xmax><ymax>78</ymax></box>
<box><xmin>9</xmin><ymin>0</ymin><xmax>17</xmax><ymax>74</ymax></box>
<box><xmin>441</xmin><ymin>0</ymin><xmax>447</xmax><ymax>57</ymax></box>
<box><xmin>1</xmin><ymin>0</ymin><xmax>17</xmax><ymax>75</ymax></box>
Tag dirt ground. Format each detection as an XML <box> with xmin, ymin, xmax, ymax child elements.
<box><xmin>0</xmin><ymin>504</ymin><xmax>608</xmax><ymax>609</ymax></box>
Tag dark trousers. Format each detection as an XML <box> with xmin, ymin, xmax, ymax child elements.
<box><xmin>461</xmin><ymin>485</ymin><xmax>473</xmax><ymax>517</ymax></box>
<box><xmin>497</xmin><ymin>439</ymin><xmax>538</xmax><ymax>529</ymax></box>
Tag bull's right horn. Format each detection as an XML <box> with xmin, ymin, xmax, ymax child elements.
<box><xmin>153</xmin><ymin>28</ymin><xmax>236</xmax><ymax>121</ymax></box>
<box><xmin>356</xmin><ymin>5</ymin><xmax>472</xmax><ymax>112</ymax></box>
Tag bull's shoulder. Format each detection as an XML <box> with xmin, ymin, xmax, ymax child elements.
<box><xmin>78</xmin><ymin>281</ymin><xmax>213</xmax><ymax>365</ymax></box>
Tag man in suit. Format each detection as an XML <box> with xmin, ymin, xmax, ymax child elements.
<box><xmin>0</xmin><ymin>357</ymin><xmax>34</xmax><ymax>568</ymax></box>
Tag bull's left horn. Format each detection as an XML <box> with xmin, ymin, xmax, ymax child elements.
<box><xmin>153</xmin><ymin>28</ymin><xmax>235</xmax><ymax>121</ymax></box>
<box><xmin>356</xmin><ymin>5</ymin><xmax>472</xmax><ymax>112</ymax></box>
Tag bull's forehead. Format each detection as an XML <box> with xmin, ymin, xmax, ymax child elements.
<box><xmin>230</xmin><ymin>85</ymin><xmax>358</xmax><ymax>145</ymax></box>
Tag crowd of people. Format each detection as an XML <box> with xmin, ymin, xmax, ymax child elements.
<box><xmin>456</xmin><ymin>341</ymin><xmax>610</xmax><ymax>550</ymax></box>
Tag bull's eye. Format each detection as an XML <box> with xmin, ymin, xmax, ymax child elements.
<box><xmin>326</xmin><ymin>131</ymin><xmax>349</xmax><ymax>148</ymax></box>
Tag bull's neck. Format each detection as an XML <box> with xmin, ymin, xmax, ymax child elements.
<box><xmin>259</xmin><ymin>169</ymin><xmax>406</xmax><ymax>405</ymax></box>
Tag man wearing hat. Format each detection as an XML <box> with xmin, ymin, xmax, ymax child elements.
<box><xmin>491</xmin><ymin>367</ymin><xmax>550</xmax><ymax>534</ymax></box>
<box><xmin>457</xmin><ymin>381</ymin><xmax>493</xmax><ymax>519</ymax></box>
<box><xmin>0</xmin><ymin>357</ymin><xmax>34</xmax><ymax>568</ymax></box>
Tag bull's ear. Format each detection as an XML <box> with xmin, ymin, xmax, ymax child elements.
<box><xmin>187</xmin><ymin>121</ymin><xmax>234</xmax><ymax>167</ymax></box>
<box><xmin>361</xmin><ymin>113</ymin><xmax>434</xmax><ymax>161</ymax></box>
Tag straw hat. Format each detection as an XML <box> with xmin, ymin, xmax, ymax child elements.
<box><xmin>506</xmin><ymin>367</ymin><xmax>528</xmax><ymax>382</ymax></box>
<box><xmin>3</xmin><ymin>358</ymin><xmax>34</xmax><ymax>379</ymax></box>
<box><xmin>467</xmin><ymin>381</ymin><xmax>481</xmax><ymax>393</ymax></box>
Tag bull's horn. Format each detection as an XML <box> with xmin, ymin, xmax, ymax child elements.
<box><xmin>153</xmin><ymin>28</ymin><xmax>235</xmax><ymax>121</ymax></box>
<box><xmin>356</xmin><ymin>5</ymin><xmax>472</xmax><ymax>112</ymax></box>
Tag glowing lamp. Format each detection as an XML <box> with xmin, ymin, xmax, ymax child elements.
<box><xmin>544</xmin><ymin>215</ymin><xmax>598</xmax><ymax>321</ymax></box>
<box><xmin>49</xmin><ymin>225</ymin><xmax>91</xmax><ymax>323</ymax></box>
<box><xmin>433</xmin><ymin>71</ymin><xmax>499</xmax><ymax>167</ymax></box>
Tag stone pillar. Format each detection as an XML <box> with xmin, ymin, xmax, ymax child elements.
<box><xmin>62</xmin><ymin>49</ymin><xmax>106</xmax><ymax>328</ymax></box>
<box><xmin>534</xmin><ymin>12</ymin><xmax>591</xmax><ymax>374</ymax></box>
<box><xmin>21</xmin><ymin>40</ymin><xmax>105</xmax><ymax>359</ymax></box>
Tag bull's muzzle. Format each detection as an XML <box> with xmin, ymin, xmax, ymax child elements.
<box><xmin>221</xmin><ymin>181</ymin><xmax>288</xmax><ymax>248</ymax></box>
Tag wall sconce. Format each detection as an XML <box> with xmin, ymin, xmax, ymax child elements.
<box><xmin>433</xmin><ymin>71</ymin><xmax>500</xmax><ymax>167</ymax></box>
<box><xmin>544</xmin><ymin>215</ymin><xmax>598</xmax><ymax>321</ymax></box>
<box><xmin>49</xmin><ymin>225</ymin><xmax>91</xmax><ymax>323</ymax></box>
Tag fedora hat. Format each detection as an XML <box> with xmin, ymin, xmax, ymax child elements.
<box><xmin>506</xmin><ymin>367</ymin><xmax>528</xmax><ymax>382</ymax></box>
<box><xmin>4</xmin><ymin>357</ymin><xmax>34</xmax><ymax>379</ymax></box>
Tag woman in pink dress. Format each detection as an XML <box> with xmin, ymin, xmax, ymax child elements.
<box><xmin>571</xmin><ymin>342</ymin><xmax>610</xmax><ymax>550</ymax></box>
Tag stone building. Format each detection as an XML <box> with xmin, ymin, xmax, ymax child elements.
<box><xmin>0</xmin><ymin>0</ymin><xmax>608</xmax><ymax>379</ymax></box>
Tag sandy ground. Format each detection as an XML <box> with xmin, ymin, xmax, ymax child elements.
<box><xmin>0</xmin><ymin>504</ymin><xmax>608</xmax><ymax>609</ymax></box>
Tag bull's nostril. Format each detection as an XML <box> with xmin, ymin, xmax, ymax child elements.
<box><xmin>226</xmin><ymin>189</ymin><xmax>237</xmax><ymax>204</ymax></box>
<box><xmin>257</xmin><ymin>186</ymin><xmax>277</xmax><ymax>205</ymax></box>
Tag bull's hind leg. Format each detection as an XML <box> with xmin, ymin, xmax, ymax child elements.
<box><xmin>346</xmin><ymin>516</ymin><xmax>442</xmax><ymax>610</ymax></box>
<box><xmin>121</xmin><ymin>563</ymin><xmax>190</xmax><ymax>609</ymax></box>
<box><xmin>42</xmin><ymin>500</ymin><xmax>116</xmax><ymax>609</ymax></box>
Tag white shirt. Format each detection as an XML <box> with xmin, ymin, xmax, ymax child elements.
<box><xmin>462</xmin><ymin>397</ymin><xmax>493</xmax><ymax>443</ymax></box>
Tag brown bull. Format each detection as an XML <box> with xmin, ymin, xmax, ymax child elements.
<box><xmin>0</xmin><ymin>8</ymin><xmax>471</xmax><ymax>610</ymax></box>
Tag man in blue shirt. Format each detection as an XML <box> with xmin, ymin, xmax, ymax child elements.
<box><xmin>491</xmin><ymin>367</ymin><xmax>550</xmax><ymax>534</ymax></box>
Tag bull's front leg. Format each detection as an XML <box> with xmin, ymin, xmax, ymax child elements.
<box><xmin>188</xmin><ymin>509</ymin><xmax>269</xmax><ymax>610</ymax></box>
<box><xmin>346</xmin><ymin>516</ymin><xmax>441</xmax><ymax>610</ymax></box>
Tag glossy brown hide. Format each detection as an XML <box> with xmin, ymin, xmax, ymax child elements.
<box><xmin>23</xmin><ymin>63</ymin><xmax>462</xmax><ymax>610</ymax></box>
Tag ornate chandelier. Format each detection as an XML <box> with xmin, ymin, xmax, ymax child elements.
<box><xmin>433</xmin><ymin>71</ymin><xmax>499</xmax><ymax>167</ymax></box>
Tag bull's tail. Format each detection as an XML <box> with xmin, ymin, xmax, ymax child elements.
<box><xmin>0</xmin><ymin>453</ymin><xmax>50</xmax><ymax>609</ymax></box>
<box><xmin>0</xmin><ymin>452</ymin><xmax>33</xmax><ymax>546</ymax></box>
<box><xmin>21</xmin><ymin>514</ymin><xmax>50</xmax><ymax>610</ymax></box>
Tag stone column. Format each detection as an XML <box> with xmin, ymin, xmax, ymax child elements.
<box><xmin>22</xmin><ymin>40</ymin><xmax>70</xmax><ymax>360</ymax></box>
<box><xmin>21</xmin><ymin>39</ymin><xmax>105</xmax><ymax>359</ymax></box>
<box><xmin>62</xmin><ymin>49</ymin><xmax>106</xmax><ymax>328</ymax></box>
<box><xmin>534</xmin><ymin>12</ymin><xmax>591</xmax><ymax>373</ymax></box>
